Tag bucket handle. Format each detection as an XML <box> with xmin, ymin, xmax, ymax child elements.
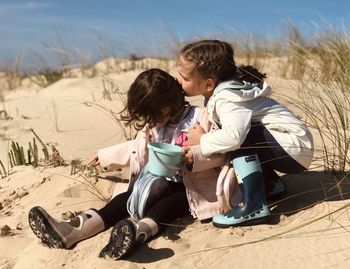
<box><xmin>149</xmin><ymin>147</ymin><xmax>182</xmax><ymax>172</ymax></box>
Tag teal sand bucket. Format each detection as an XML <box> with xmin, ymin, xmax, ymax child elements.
<box><xmin>147</xmin><ymin>142</ymin><xmax>183</xmax><ymax>177</ymax></box>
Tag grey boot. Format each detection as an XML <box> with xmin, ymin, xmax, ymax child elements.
<box><xmin>99</xmin><ymin>217</ymin><xmax>158</xmax><ymax>260</ymax></box>
<box><xmin>28</xmin><ymin>206</ymin><xmax>105</xmax><ymax>249</ymax></box>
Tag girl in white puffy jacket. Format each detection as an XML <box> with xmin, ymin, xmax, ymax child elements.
<box><xmin>177</xmin><ymin>39</ymin><xmax>314</xmax><ymax>228</ymax></box>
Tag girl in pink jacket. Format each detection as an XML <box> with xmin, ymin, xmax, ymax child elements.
<box><xmin>28</xmin><ymin>68</ymin><xmax>232</xmax><ymax>260</ymax></box>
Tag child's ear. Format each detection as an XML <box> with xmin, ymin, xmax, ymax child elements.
<box><xmin>206</xmin><ymin>78</ymin><xmax>216</xmax><ymax>91</ymax></box>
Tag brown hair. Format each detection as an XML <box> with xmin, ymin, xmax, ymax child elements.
<box><xmin>178</xmin><ymin>39</ymin><xmax>266</xmax><ymax>85</ymax></box>
<box><xmin>120</xmin><ymin>68</ymin><xmax>188</xmax><ymax>130</ymax></box>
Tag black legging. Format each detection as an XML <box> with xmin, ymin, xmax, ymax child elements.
<box><xmin>98</xmin><ymin>190</ymin><xmax>130</xmax><ymax>228</ymax></box>
<box><xmin>230</xmin><ymin>123</ymin><xmax>306</xmax><ymax>174</ymax></box>
<box><xmin>98</xmin><ymin>181</ymin><xmax>189</xmax><ymax>229</ymax></box>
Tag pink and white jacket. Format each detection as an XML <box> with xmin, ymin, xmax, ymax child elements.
<box><xmin>97</xmin><ymin>106</ymin><xmax>240</xmax><ymax>220</ymax></box>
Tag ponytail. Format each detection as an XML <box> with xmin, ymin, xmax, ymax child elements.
<box><xmin>237</xmin><ymin>65</ymin><xmax>267</xmax><ymax>84</ymax></box>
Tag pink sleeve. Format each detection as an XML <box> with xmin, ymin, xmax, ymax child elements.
<box><xmin>97</xmin><ymin>140</ymin><xmax>134</xmax><ymax>172</ymax></box>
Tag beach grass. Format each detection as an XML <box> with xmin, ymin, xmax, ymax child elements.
<box><xmin>1</xmin><ymin>23</ymin><xmax>350</xmax><ymax>226</ymax></box>
<box><xmin>1</xmin><ymin>24</ymin><xmax>350</xmax><ymax>268</ymax></box>
<box><xmin>0</xmin><ymin>24</ymin><xmax>349</xmax><ymax>170</ymax></box>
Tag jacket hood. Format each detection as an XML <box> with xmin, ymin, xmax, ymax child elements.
<box><xmin>213</xmin><ymin>80</ymin><xmax>271</xmax><ymax>102</ymax></box>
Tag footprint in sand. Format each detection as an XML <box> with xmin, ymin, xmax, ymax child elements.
<box><xmin>14</xmin><ymin>189</ymin><xmax>28</xmax><ymax>199</ymax></box>
<box><xmin>0</xmin><ymin>258</ymin><xmax>15</xmax><ymax>269</ymax></box>
<box><xmin>1</xmin><ymin>198</ymin><xmax>13</xmax><ymax>209</ymax></box>
<box><xmin>62</xmin><ymin>185</ymin><xmax>84</xmax><ymax>198</ymax></box>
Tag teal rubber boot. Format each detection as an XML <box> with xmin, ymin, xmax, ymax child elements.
<box><xmin>212</xmin><ymin>154</ymin><xmax>270</xmax><ymax>228</ymax></box>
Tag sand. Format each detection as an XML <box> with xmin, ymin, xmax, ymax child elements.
<box><xmin>1</xmin><ymin>59</ymin><xmax>350</xmax><ymax>269</ymax></box>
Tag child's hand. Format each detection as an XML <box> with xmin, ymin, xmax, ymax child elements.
<box><xmin>182</xmin><ymin>147</ymin><xmax>194</xmax><ymax>165</ymax></box>
<box><xmin>188</xmin><ymin>123</ymin><xmax>205</xmax><ymax>145</ymax></box>
<box><xmin>89</xmin><ymin>154</ymin><xmax>100</xmax><ymax>166</ymax></box>
<box><xmin>86</xmin><ymin>154</ymin><xmax>102</xmax><ymax>175</ymax></box>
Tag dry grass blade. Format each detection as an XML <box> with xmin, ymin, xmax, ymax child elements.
<box><xmin>281</xmin><ymin>29</ymin><xmax>350</xmax><ymax>174</ymax></box>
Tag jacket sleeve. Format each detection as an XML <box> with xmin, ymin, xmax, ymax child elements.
<box><xmin>200</xmin><ymin>98</ymin><xmax>252</xmax><ymax>156</ymax></box>
<box><xmin>187</xmin><ymin>107</ymin><xmax>227</xmax><ymax>172</ymax></box>
<box><xmin>97</xmin><ymin>140</ymin><xmax>134</xmax><ymax>172</ymax></box>
<box><xmin>97</xmin><ymin>126</ymin><xmax>150</xmax><ymax>173</ymax></box>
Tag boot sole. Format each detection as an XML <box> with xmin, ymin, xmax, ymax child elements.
<box><xmin>28</xmin><ymin>206</ymin><xmax>66</xmax><ymax>249</ymax></box>
<box><xmin>213</xmin><ymin>215</ymin><xmax>271</xmax><ymax>229</ymax></box>
<box><xmin>99</xmin><ymin>219</ymin><xmax>136</xmax><ymax>260</ymax></box>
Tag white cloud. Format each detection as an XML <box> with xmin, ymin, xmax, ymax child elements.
<box><xmin>0</xmin><ymin>2</ymin><xmax>53</xmax><ymax>13</ymax></box>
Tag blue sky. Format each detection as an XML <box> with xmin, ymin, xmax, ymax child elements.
<box><xmin>1</xmin><ymin>0</ymin><xmax>350</xmax><ymax>66</ymax></box>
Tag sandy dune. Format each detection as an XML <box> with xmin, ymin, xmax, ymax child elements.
<box><xmin>1</xmin><ymin>61</ymin><xmax>350</xmax><ymax>269</ymax></box>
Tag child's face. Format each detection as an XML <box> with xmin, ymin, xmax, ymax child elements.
<box><xmin>155</xmin><ymin>107</ymin><xmax>175</xmax><ymax>128</ymax></box>
<box><xmin>176</xmin><ymin>56</ymin><xmax>213</xmax><ymax>98</ymax></box>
